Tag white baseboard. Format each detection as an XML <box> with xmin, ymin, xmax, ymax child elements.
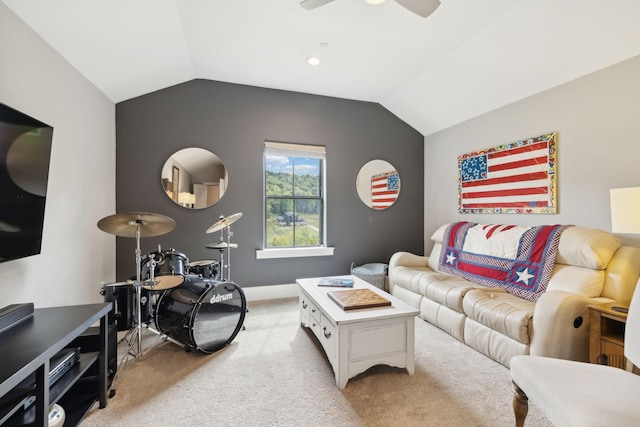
<box><xmin>243</xmin><ymin>283</ymin><xmax>299</xmax><ymax>302</ymax></box>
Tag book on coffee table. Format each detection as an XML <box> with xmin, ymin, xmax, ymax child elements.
<box><xmin>327</xmin><ymin>288</ymin><xmax>391</xmax><ymax>311</ymax></box>
<box><xmin>318</xmin><ymin>277</ymin><xmax>354</xmax><ymax>287</ymax></box>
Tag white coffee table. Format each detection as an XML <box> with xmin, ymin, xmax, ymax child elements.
<box><xmin>297</xmin><ymin>275</ymin><xmax>419</xmax><ymax>389</ymax></box>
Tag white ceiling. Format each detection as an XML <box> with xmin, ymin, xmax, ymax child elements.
<box><xmin>4</xmin><ymin>0</ymin><xmax>640</xmax><ymax>136</ymax></box>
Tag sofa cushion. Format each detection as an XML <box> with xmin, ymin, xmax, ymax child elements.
<box><xmin>462</xmin><ymin>289</ymin><xmax>535</xmax><ymax>344</ymax></box>
<box><xmin>391</xmin><ymin>266</ymin><xmax>490</xmax><ymax>312</ymax></box>
<box><xmin>546</xmin><ymin>264</ymin><xmax>605</xmax><ymax>297</ymax></box>
<box><xmin>431</xmin><ymin>223</ymin><xmax>449</xmax><ymax>243</ymax></box>
<box><xmin>555</xmin><ymin>226</ymin><xmax>620</xmax><ymax>269</ymax></box>
<box><xmin>427</xmin><ymin>242</ymin><xmax>442</xmax><ymax>272</ymax></box>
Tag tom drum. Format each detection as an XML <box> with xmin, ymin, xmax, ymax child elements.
<box><xmin>188</xmin><ymin>259</ymin><xmax>219</xmax><ymax>280</ymax></box>
<box><xmin>141</xmin><ymin>249</ymin><xmax>188</xmax><ymax>290</ymax></box>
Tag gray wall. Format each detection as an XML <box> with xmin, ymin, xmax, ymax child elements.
<box><xmin>116</xmin><ymin>79</ymin><xmax>424</xmax><ymax>287</ymax></box>
<box><xmin>424</xmin><ymin>55</ymin><xmax>640</xmax><ymax>252</ymax></box>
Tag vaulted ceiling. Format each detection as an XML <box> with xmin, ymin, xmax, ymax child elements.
<box><xmin>4</xmin><ymin>0</ymin><xmax>640</xmax><ymax>136</ymax></box>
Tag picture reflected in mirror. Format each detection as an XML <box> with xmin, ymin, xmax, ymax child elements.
<box><xmin>356</xmin><ymin>160</ymin><xmax>400</xmax><ymax>210</ymax></box>
<box><xmin>162</xmin><ymin>148</ymin><xmax>228</xmax><ymax>209</ymax></box>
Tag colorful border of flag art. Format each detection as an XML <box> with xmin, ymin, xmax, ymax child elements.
<box><xmin>458</xmin><ymin>133</ymin><xmax>557</xmax><ymax>214</ymax></box>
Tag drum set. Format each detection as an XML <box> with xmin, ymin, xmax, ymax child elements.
<box><xmin>98</xmin><ymin>212</ymin><xmax>246</xmax><ymax>358</ymax></box>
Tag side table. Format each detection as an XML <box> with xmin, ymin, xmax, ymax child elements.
<box><xmin>588</xmin><ymin>300</ymin><xmax>639</xmax><ymax>373</ymax></box>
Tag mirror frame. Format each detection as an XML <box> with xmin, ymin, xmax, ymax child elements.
<box><xmin>356</xmin><ymin>159</ymin><xmax>401</xmax><ymax>210</ymax></box>
<box><xmin>161</xmin><ymin>147</ymin><xmax>228</xmax><ymax>209</ymax></box>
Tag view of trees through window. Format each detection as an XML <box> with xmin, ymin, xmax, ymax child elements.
<box><xmin>265</xmin><ymin>155</ymin><xmax>322</xmax><ymax>248</ymax></box>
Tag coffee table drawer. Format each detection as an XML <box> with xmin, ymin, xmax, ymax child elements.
<box><xmin>299</xmin><ymin>294</ymin><xmax>311</xmax><ymax>325</ymax></box>
<box><xmin>310</xmin><ymin>301</ymin><xmax>321</xmax><ymax>324</ymax></box>
<box><xmin>320</xmin><ymin>312</ymin><xmax>337</xmax><ymax>365</ymax></box>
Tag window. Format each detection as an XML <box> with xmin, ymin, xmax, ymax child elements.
<box><xmin>263</xmin><ymin>141</ymin><xmax>326</xmax><ymax>251</ymax></box>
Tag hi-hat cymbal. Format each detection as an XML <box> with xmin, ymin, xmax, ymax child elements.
<box><xmin>206</xmin><ymin>241</ymin><xmax>238</xmax><ymax>250</ymax></box>
<box><xmin>97</xmin><ymin>212</ymin><xmax>176</xmax><ymax>238</ymax></box>
<box><xmin>189</xmin><ymin>259</ymin><xmax>217</xmax><ymax>267</ymax></box>
<box><xmin>206</xmin><ymin>212</ymin><xmax>243</xmax><ymax>233</ymax></box>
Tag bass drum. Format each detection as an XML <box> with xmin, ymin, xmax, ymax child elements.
<box><xmin>155</xmin><ymin>275</ymin><xmax>246</xmax><ymax>353</ymax></box>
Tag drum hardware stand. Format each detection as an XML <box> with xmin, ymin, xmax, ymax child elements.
<box><xmin>206</xmin><ymin>213</ymin><xmax>242</xmax><ymax>282</ymax></box>
<box><xmin>122</xmin><ymin>227</ymin><xmax>165</xmax><ymax>358</ymax></box>
<box><xmin>219</xmin><ymin>225</ymin><xmax>233</xmax><ymax>281</ymax></box>
<box><xmin>97</xmin><ymin>212</ymin><xmax>177</xmax><ymax>359</ymax></box>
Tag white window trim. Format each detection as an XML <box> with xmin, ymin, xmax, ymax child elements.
<box><xmin>256</xmin><ymin>246</ymin><xmax>334</xmax><ymax>259</ymax></box>
<box><xmin>263</xmin><ymin>141</ymin><xmax>328</xmax><ymax>252</ymax></box>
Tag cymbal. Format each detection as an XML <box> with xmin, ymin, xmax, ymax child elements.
<box><xmin>189</xmin><ymin>259</ymin><xmax>217</xmax><ymax>267</ymax></box>
<box><xmin>206</xmin><ymin>212</ymin><xmax>243</xmax><ymax>233</ymax></box>
<box><xmin>97</xmin><ymin>212</ymin><xmax>176</xmax><ymax>238</ymax></box>
<box><xmin>102</xmin><ymin>279</ymin><xmax>159</xmax><ymax>288</ymax></box>
<box><xmin>206</xmin><ymin>241</ymin><xmax>238</xmax><ymax>250</ymax></box>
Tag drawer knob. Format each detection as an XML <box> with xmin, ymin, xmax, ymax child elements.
<box><xmin>302</xmin><ymin>302</ymin><xmax>307</xmax><ymax>309</ymax></box>
<box><xmin>323</xmin><ymin>326</ymin><xmax>331</xmax><ymax>339</ymax></box>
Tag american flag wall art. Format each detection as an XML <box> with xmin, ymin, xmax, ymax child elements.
<box><xmin>458</xmin><ymin>133</ymin><xmax>557</xmax><ymax>214</ymax></box>
<box><xmin>371</xmin><ymin>170</ymin><xmax>400</xmax><ymax>210</ymax></box>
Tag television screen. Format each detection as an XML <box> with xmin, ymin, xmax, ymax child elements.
<box><xmin>0</xmin><ymin>102</ymin><xmax>53</xmax><ymax>262</ymax></box>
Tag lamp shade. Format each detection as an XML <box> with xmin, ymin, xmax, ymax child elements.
<box><xmin>178</xmin><ymin>191</ymin><xmax>193</xmax><ymax>205</ymax></box>
<box><xmin>610</xmin><ymin>187</ymin><xmax>640</xmax><ymax>233</ymax></box>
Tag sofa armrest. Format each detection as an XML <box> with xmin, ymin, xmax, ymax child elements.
<box><xmin>530</xmin><ymin>290</ymin><xmax>594</xmax><ymax>362</ymax></box>
<box><xmin>389</xmin><ymin>251</ymin><xmax>429</xmax><ymax>270</ymax></box>
<box><xmin>388</xmin><ymin>252</ymin><xmax>429</xmax><ymax>293</ymax></box>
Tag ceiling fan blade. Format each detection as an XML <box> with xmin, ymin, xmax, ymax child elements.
<box><xmin>300</xmin><ymin>0</ymin><xmax>335</xmax><ymax>10</ymax></box>
<box><xmin>394</xmin><ymin>0</ymin><xmax>441</xmax><ymax>18</ymax></box>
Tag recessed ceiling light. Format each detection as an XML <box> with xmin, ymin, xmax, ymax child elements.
<box><xmin>306</xmin><ymin>56</ymin><xmax>321</xmax><ymax>66</ymax></box>
<box><xmin>366</xmin><ymin>0</ymin><xmax>386</xmax><ymax>4</ymax></box>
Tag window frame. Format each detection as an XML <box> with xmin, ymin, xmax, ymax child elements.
<box><xmin>257</xmin><ymin>141</ymin><xmax>333</xmax><ymax>259</ymax></box>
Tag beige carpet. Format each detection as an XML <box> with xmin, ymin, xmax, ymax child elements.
<box><xmin>82</xmin><ymin>298</ymin><xmax>552</xmax><ymax>426</ymax></box>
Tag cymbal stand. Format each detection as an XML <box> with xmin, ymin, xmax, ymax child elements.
<box><xmin>218</xmin><ymin>226</ymin><xmax>226</xmax><ymax>281</ymax></box>
<box><xmin>127</xmin><ymin>220</ymin><xmax>145</xmax><ymax>358</ymax></box>
<box><xmin>217</xmin><ymin>223</ymin><xmax>234</xmax><ymax>282</ymax></box>
<box><xmin>226</xmin><ymin>226</ymin><xmax>233</xmax><ymax>282</ymax></box>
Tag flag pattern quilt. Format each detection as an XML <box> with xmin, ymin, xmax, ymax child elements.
<box><xmin>438</xmin><ymin>222</ymin><xmax>571</xmax><ymax>301</ymax></box>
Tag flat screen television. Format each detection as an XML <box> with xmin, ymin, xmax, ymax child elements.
<box><xmin>0</xmin><ymin>102</ymin><xmax>53</xmax><ymax>262</ymax></box>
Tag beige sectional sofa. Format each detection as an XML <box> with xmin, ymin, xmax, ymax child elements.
<box><xmin>389</xmin><ymin>223</ymin><xmax>640</xmax><ymax>367</ymax></box>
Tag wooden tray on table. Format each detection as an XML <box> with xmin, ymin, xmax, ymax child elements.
<box><xmin>327</xmin><ymin>288</ymin><xmax>391</xmax><ymax>311</ymax></box>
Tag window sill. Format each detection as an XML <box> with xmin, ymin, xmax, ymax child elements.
<box><xmin>256</xmin><ymin>247</ymin><xmax>335</xmax><ymax>259</ymax></box>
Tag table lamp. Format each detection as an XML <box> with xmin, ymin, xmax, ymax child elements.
<box><xmin>609</xmin><ymin>186</ymin><xmax>640</xmax><ymax>313</ymax></box>
<box><xmin>610</xmin><ymin>187</ymin><xmax>640</xmax><ymax>233</ymax></box>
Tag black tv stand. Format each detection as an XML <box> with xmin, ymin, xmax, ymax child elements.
<box><xmin>0</xmin><ymin>303</ymin><xmax>111</xmax><ymax>426</ymax></box>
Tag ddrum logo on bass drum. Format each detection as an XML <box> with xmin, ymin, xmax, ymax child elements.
<box><xmin>210</xmin><ymin>293</ymin><xmax>233</xmax><ymax>304</ymax></box>
<box><xmin>154</xmin><ymin>275</ymin><xmax>246</xmax><ymax>353</ymax></box>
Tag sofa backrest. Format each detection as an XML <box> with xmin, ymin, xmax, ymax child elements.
<box><xmin>429</xmin><ymin>223</ymin><xmax>640</xmax><ymax>301</ymax></box>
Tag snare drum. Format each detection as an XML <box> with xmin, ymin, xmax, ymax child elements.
<box><xmin>154</xmin><ymin>275</ymin><xmax>246</xmax><ymax>353</ymax></box>
<box><xmin>141</xmin><ymin>249</ymin><xmax>188</xmax><ymax>290</ymax></box>
<box><xmin>188</xmin><ymin>259</ymin><xmax>219</xmax><ymax>280</ymax></box>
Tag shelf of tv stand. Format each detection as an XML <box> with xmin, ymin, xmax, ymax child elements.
<box><xmin>0</xmin><ymin>303</ymin><xmax>111</xmax><ymax>427</ymax></box>
<box><xmin>2</xmin><ymin>352</ymin><xmax>99</xmax><ymax>426</ymax></box>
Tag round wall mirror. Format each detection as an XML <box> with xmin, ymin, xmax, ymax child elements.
<box><xmin>356</xmin><ymin>160</ymin><xmax>401</xmax><ymax>210</ymax></box>
<box><xmin>161</xmin><ymin>148</ymin><xmax>228</xmax><ymax>209</ymax></box>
